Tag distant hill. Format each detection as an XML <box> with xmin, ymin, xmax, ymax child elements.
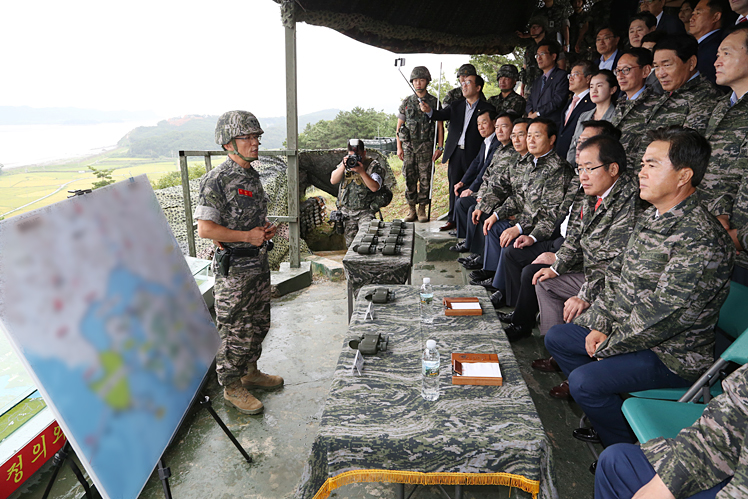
<box><xmin>117</xmin><ymin>110</ymin><xmax>340</xmax><ymax>157</ymax></box>
<box><xmin>0</xmin><ymin>106</ymin><xmax>157</xmax><ymax>125</ymax></box>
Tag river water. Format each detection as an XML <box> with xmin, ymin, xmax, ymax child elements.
<box><xmin>0</xmin><ymin>121</ymin><xmax>158</xmax><ymax>169</ymax></box>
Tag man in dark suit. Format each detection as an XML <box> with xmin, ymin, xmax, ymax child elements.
<box><xmin>690</xmin><ymin>0</ymin><xmax>732</xmax><ymax>88</ymax></box>
<box><xmin>643</xmin><ymin>0</ymin><xmax>688</xmax><ymax>33</ymax></box>
<box><xmin>595</xmin><ymin>26</ymin><xmax>623</xmax><ymax>71</ymax></box>
<box><xmin>555</xmin><ymin>59</ymin><xmax>595</xmax><ymax>158</ymax></box>
<box><xmin>526</xmin><ymin>40</ymin><xmax>570</xmax><ymax>133</ymax></box>
<box><xmin>421</xmin><ymin>74</ymin><xmax>490</xmax><ymax>231</ymax></box>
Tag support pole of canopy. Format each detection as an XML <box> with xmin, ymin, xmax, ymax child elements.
<box><xmin>284</xmin><ymin>6</ymin><xmax>301</xmax><ymax>268</ymax></box>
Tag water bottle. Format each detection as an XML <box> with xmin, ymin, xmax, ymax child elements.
<box><xmin>421</xmin><ymin>339</ymin><xmax>440</xmax><ymax>401</ymax></box>
<box><xmin>420</xmin><ymin>277</ymin><xmax>434</xmax><ymax>324</ymax></box>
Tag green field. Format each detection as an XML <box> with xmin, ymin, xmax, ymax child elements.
<box><xmin>0</xmin><ymin>148</ymin><xmax>205</xmax><ymax>219</ymax></box>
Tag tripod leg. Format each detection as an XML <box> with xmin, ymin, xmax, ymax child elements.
<box><xmin>157</xmin><ymin>459</ymin><xmax>173</xmax><ymax>499</ymax></box>
<box><xmin>41</xmin><ymin>443</ymin><xmax>69</xmax><ymax>499</ymax></box>
<box><xmin>66</xmin><ymin>456</ymin><xmax>94</xmax><ymax>499</ymax></box>
<box><xmin>200</xmin><ymin>396</ymin><xmax>252</xmax><ymax>463</ymax></box>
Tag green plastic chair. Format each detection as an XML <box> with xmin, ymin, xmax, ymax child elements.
<box><xmin>622</xmin><ymin>282</ymin><xmax>748</xmax><ymax>443</ymax></box>
<box><xmin>628</xmin><ymin>281</ymin><xmax>748</xmax><ymax>403</ymax></box>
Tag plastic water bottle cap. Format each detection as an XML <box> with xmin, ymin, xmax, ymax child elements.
<box><xmin>423</xmin><ymin>277</ymin><xmax>431</xmax><ymax>285</ymax></box>
<box><xmin>426</xmin><ymin>339</ymin><xmax>436</xmax><ymax>349</ymax></box>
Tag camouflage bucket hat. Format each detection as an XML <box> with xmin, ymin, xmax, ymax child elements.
<box><xmin>497</xmin><ymin>64</ymin><xmax>520</xmax><ymax>80</ymax></box>
<box><xmin>410</xmin><ymin>66</ymin><xmax>432</xmax><ymax>82</ymax></box>
<box><xmin>215</xmin><ymin>110</ymin><xmax>264</xmax><ymax>145</ymax></box>
<box><xmin>457</xmin><ymin>64</ymin><xmax>478</xmax><ymax>77</ymax></box>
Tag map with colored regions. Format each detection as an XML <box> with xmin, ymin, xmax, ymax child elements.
<box><xmin>0</xmin><ymin>175</ymin><xmax>220</xmax><ymax>499</ymax></box>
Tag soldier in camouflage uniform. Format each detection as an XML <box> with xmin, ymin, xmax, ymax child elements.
<box><xmin>194</xmin><ymin>110</ymin><xmax>283</xmax><ymax>416</ymax></box>
<box><xmin>330</xmin><ymin>139</ymin><xmax>388</xmax><ymax>247</ymax></box>
<box><xmin>545</xmin><ymin>127</ymin><xmax>735</xmax><ymax>452</ymax></box>
<box><xmin>698</xmin><ymin>26</ymin><xmax>748</xmax><ymax>286</ymax></box>
<box><xmin>626</xmin><ymin>34</ymin><xmax>722</xmax><ymax>173</ymax></box>
<box><xmin>517</xmin><ymin>16</ymin><xmax>551</xmax><ymax>101</ymax></box>
<box><xmin>396</xmin><ymin>66</ymin><xmax>444</xmax><ymax>223</ymax></box>
<box><xmin>487</xmin><ymin>64</ymin><xmax>527</xmax><ymax>116</ymax></box>
<box><xmin>595</xmin><ymin>362</ymin><xmax>748</xmax><ymax>498</ymax></box>
<box><xmin>442</xmin><ymin>63</ymin><xmax>487</xmax><ymax>108</ymax></box>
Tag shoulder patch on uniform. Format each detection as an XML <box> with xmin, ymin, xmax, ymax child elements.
<box><xmin>238</xmin><ymin>189</ymin><xmax>253</xmax><ymax>197</ymax></box>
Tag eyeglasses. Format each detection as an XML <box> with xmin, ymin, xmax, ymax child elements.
<box><xmin>596</xmin><ymin>35</ymin><xmax>615</xmax><ymax>43</ymax></box>
<box><xmin>567</xmin><ymin>72</ymin><xmax>584</xmax><ymax>79</ymax></box>
<box><xmin>574</xmin><ymin>163</ymin><xmax>608</xmax><ymax>175</ymax></box>
<box><xmin>535</xmin><ymin>51</ymin><xmax>550</xmax><ymax>58</ymax></box>
<box><xmin>614</xmin><ymin>66</ymin><xmax>642</xmax><ymax>76</ymax></box>
<box><xmin>235</xmin><ymin>134</ymin><xmax>261</xmax><ymax>142</ymax></box>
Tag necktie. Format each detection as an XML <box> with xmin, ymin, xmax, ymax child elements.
<box><xmin>739</xmin><ymin>16</ymin><xmax>747</xmax><ymax>24</ymax></box>
<box><xmin>541</xmin><ymin>74</ymin><xmax>548</xmax><ymax>92</ymax></box>
<box><xmin>565</xmin><ymin>95</ymin><xmax>580</xmax><ymax>125</ymax></box>
<box><xmin>594</xmin><ymin>198</ymin><xmax>602</xmax><ymax>211</ymax></box>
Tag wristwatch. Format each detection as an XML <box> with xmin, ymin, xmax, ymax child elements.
<box><xmin>437</xmin><ymin>146</ymin><xmax>444</xmax><ymax>151</ymax></box>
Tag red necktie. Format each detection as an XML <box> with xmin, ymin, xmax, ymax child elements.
<box><xmin>565</xmin><ymin>95</ymin><xmax>580</xmax><ymax>125</ymax></box>
<box><xmin>594</xmin><ymin>198</ymin><xmax>602</xmax><ymax>211</ymax></box>
<box><xmin>739</xmin><ymin>16</ymin><xmax>747</xmax><ymax>24</ymax></box>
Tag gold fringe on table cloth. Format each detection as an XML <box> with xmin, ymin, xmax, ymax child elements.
<box><xmin>311</xmin><ymin>469</ymin><xmax>540</xmax><ymax>499</ymax></box>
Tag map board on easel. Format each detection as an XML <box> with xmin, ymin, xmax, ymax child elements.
<box><xmin>0</xmin><ymin>175</ymin><xmax>220</xmax><ymax>499</ymax></box>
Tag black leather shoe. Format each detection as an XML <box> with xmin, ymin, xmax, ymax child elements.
<box><xmin>476</xmin><ymin>277</ymin><xmax>495</xmax><ymax>287</ymax></box>
<box><xmin>504</xmin><ymin>323</ymin><xmax>532</xmax><ymax>341</ymax></box>
<box><xmin>573</xmin><ymin>427</ymin><xmax>601</xmax><ymax>444</ymax></box>
<box><xmin>462</xmin><ymin>255</ymin><xmax>483</xmax><ymax>270</ymax></box>
<box><xmin>497</xmin><ymin>311</ymin><xmax>514</xmax><ymax>323</ymax></box>
<box><xmin>449</xmin><ymin>242</ymin><xmax>469</xmax><ymax>253</ymax></box>
<box><xmin>457</xmin><ymin>253</ymin><xmax>478</xmax><ymax>265</ymax></box>
<box><xmin>469</xmin><ymin>269</ymin><xmax>494</xmax><ymax>281</ymax></box>
<box><xmin>490</xmin><ymin>290</ymin><xmax>505</xmax><ymax>309</ymax></box>
<box><xmin>448</xmin><ymin>229</ymin><xmax>457</xmax><ymax>236</ymax></box>
<box><xmin>589</xmin><ymin>460</ymin><xmax>597</xmax><ymax>475</ymax></box>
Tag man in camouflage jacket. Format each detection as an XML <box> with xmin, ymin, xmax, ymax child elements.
<box><xmin>396</xmin><ymin>66</ymin><xmax>444</xmax><ymax>223</ymax></box>
<box><xmin>699</xmin><ymin>26</ymin><xmax>748</xmax><ymax>286</ymax></box>
<box><xmin>487</xmin><ymin>64</ymin><xmax>527</xmax><ymax>116</ymax></box>
<box><xmin>194</xmin><ymin>110</ymin><xmax>283</xmax><ymax>416</ymax></box>
<box><xmin>626</xmin><ymin>34</ymin><xmax>722</xmax><ymax>174</ymax></box>
<box><xmin>545</xmin><ymin>127</ymin><xmax>734</xmax><ymax>451</ymax></box>
<box><xmin>330</xmin><ymin>139</ymin><xmax>387</xmax><ymax>247</ymax></box>
<box><xmin>595</xmin><ymin>362</ymin><xmax>748</xmax><ymax>499</ymax></box>
<box><xmin>480</xmin><ymin>118</ymin><xmax>577</xmax><ymax>307</ymax></box>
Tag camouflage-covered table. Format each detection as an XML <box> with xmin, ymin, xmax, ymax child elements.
<box><xmin>342</xmin><ymin>220</ymin><xmax>415</xmax><ymax>320</ymax></box>
<box><xmin>294</xmin><ymin>285</ymin><xmax>557</xmax><ymax>499</ymax></box>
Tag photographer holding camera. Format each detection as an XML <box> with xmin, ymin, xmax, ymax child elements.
<box><xmin>330</xmin><ymin>139</ymin><xmax>389</xmax><ymax>247</ymax></box>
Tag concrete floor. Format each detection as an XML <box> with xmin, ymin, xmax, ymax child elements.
<box><xmin>12</xmin><ymin>241</ymin><xmax>601</xmax><ymax>499</ymax></box>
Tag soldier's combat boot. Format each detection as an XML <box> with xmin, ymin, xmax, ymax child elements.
<box><xmin>417</xmin><ymin>204</ymin><xmax>429</xmax><ymax>223</ymax></box>
<box><xmin>404</xmin><ymin>205</ymin><xmax>418</xmax><ymax>222</ymax></box>
<box><xmin>224</xmin><ymin>380</ymin><xmax>263</xmax><ymax>415</ymax></box>
<box><xmin>241</xmin><ymin>362</ymin><xmax>284</xmax><ymax>391</ymax></box>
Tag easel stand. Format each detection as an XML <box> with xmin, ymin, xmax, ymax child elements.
<box><xmin>41</xmin><ymin>395</ymin><xmax>251</xmax><ymax>499</ymax></box>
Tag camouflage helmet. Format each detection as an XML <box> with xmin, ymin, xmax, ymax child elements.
<box><xmin>497</xmin><ymin>64</ymin><xmax>520</xmax><ymax>81</ymax></box>
<box><xmin>215</xmin><ymin>110</ymin><xmax>264</xmax><ymax>146</ymax></box>
<box><xmin>527</xmin><ymin>16</ymin><xmax>548</xmax><ymax>32</ymax></box>
<box><xmin>410</xmin><ymin>66</ymin><xmax>432</xmax><ymax>82</ymax></box>
<box><xmin>457</xmin><ymin>64</ymin><xmax>478</xmax><ymax>77</ymax></box>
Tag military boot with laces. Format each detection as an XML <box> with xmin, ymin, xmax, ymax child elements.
<box><xmin>404</xmin><ymin>205</ymin><xmax>418</xmax><ymax>222</ymax></box>
<box><xmin>241</xmin><ymin>362</ymin><xmax>284</xmax><ymax>391</ymax></box>
<box><xmin>417</xmin><ymin>204</ymin><xmax>429</xmax><ymax>223</ymax></box>
<box><xmin>224</xmin><ymin>380</ymin><xmax>263</xmax><ymax>415</ymax></box>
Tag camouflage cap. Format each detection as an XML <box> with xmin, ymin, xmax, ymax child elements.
<box><xmin>497</xmin><ymin>64</ymin><xmax>520</xmax><ymax>81</ymax></box>
<box><xmin>457</xmin><ymin>64</ymin><xmax>478</xmax><ymax>77</ymax></box>
<box><xmin>527</xmin><ymin>16</ymin><xmax>548</xmax><ymax>31</ymax></box>
<box><xmin>215</xmin><ymin>110</ymin><xmax>264</xmax><ymax>145</ymax></box>
<box><xmin>410</xmin><ymin>66</ymin><xmax>432</xmax><ymax>82</ymax></box>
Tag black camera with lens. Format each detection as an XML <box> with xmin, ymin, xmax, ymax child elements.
<box><xmin>344</xmin><ymin>154</ymin><xmax>361</xmax><ymax>170</ymax></box>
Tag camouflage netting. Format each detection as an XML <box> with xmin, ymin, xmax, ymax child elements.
<box><xmin>276</xmin><ymin>0</ymin><xmax>534</xmax><ymax>55</ymax></box>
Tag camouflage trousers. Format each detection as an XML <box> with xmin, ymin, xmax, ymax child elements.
<box><xmin>342</xmin><ymin>209</ymin><xmax>376</xmax><ymax>247</ymax></box>
<box><xmin>213</xmin><ymin>269</ymin><xmax>271</xmax><ymax>386</ymax></box>
<box><xmin>402</xmin><ymin>142</ymin><xmax>433</xmax><ymax>206</ymax></box>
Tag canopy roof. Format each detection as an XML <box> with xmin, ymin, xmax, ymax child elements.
<box><xmin>276</xmin><ymin>0</ymin><xmax>534</xmax><ymax>55</ymax></box>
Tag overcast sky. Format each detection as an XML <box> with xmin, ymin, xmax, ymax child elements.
<box><xmin>2</xmin><ymin>0</ymin><xmax>471</xmax><ymax>120</ymax></box>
